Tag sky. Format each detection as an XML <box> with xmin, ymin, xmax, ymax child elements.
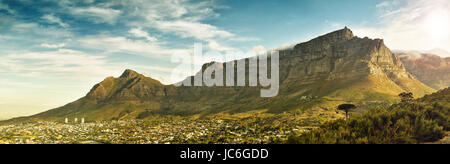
<box><xmin>0</xmin><ymin>0</ymin><xmax>449</xmax><ymax>119</ymax></box>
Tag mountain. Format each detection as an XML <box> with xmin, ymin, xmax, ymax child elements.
<box><xmin>2</xmin><ymin>27</ymin><xmax>435</xmax><ymax>123</ymax></box>
<box><xmin>395</xmin><ymin>52</ymin><xmax>450</xmax><ymax>90</ymax></box>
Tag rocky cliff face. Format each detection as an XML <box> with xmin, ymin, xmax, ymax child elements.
<box><xmin>7</xmin><ymin>28</ymin><xmax>436</xmax><ymax>122</ymax></box>
<box><xmin>280</xmin><ymin>28</ymin><xmax>407</xmax><ymax>81</ymax></box>
<box><xmin>397</xmin><ymin>53</ymin><xmax>450</xmax><ymax>90</ymax></box>
<box><xmin>277</xmin><ymin>27</ymin><xmax>432</xmax><ymax>97</ymax></box>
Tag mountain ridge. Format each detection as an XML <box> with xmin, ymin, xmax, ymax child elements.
<box><xmin>1</xmin><ymin>27</ymin><xmax>436</xmax><ymax>124</ymax></box>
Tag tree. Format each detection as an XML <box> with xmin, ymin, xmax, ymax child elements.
<box><xmin>398</xmin><ymin>92</ymin><xmax>414</xmax><ymax>102</ymax></box>
<box><xmin>338</xmin><ymin>104</ymin><xmax>357</xmax><ymax>120</ymax></box>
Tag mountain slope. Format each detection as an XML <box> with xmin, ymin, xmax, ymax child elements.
<box><xmin>396</xmin><ymin>52</ymin><xmax>450</xmax><ymax>90</ymax></box>
<box><xmin>2</xmin><ymin>28</ymin><xmax>436</xmax><ymax>123</ymax></box>
<box><xmin>419</xmin><ymin>87</ymin><xmax>450</xmax><ymax>106</ymax></box>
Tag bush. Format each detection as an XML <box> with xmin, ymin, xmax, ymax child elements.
<box><xmin>288</xmin><ymin>102</ymin><xmax>449</xmax><ymax>144</ymax></box>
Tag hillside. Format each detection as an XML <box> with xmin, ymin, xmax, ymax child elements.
<box><xmin>1</xmin><ymin>27</ymin><xmax>436</xmax><ymax>123</ymax></box>
<box><xmin>419</xmin><ymin>87</ymin><xmax>450</xmax><ymax>106</ymax></box>
<box><xmin>288</xmin><ymin>87</ymin><xmax>450</xmax><ymax>144</ymax></box>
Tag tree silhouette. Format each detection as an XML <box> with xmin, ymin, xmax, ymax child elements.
<box><xmin>398</xmin><ymin>92</ymin><xmax>414</xmax><ymax>102</ymax></box>
<box><xmin>338</xmin><ymin>104</ymin><xmax>357</xmax><ymax>120</ymax></box>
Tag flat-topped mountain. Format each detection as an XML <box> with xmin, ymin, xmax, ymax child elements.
<box><xmin>2</xmin><ymin>28</ymin><xmax>435</xmax><ymax>123</ymax></box>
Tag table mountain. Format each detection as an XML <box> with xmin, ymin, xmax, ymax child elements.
<box><xmin>2</xmin><ymin>27</ymin><xmax>435</xmax><ymax>123</ymax></box>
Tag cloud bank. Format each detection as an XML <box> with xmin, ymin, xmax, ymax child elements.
<box><xmin>352</xmin><ymin>0</ymin><xmax>450</xmax><ymax>54</ymax></box>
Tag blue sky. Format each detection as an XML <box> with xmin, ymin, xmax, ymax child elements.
<box><xmin>0</xmin><ymin>0</ymin><xmax>449</xmax><ymax>118</ymax></box>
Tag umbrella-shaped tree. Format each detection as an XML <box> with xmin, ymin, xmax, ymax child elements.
<box><xmin>338</xmin><ymin>104</ymin><xmax>357</xmax><ymax>120</ymax></box>
<box><xmin>398</xmin><ymin>92</ymin><xmax>414</xmax><ymax>102</ymax></box>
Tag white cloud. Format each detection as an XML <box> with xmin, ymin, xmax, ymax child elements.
<box><xmin>274</xmin><ymin>43</ymin><xmax>296</xmax><ymax>51</ymax></box>
<box><xmin>0</xmin><ymin>79</ymin><xmax>44</xmax><ymax>89</ymax></box>
<box><xmin>11</xmin><ymin>23</ymin><xmax>39</xmax><ymax>31</ymax></box>
<box><xmin>124</xmin><ymin>1</ymin><xmax>256</xmax><ymax>51</ymax></box>
<box><xmin>376</xmin><ymin>1</ymin><xmax>391</xmax><ymax>8</ymax></box>
<box><xmin>78</xmin><ymin>35</ymin><xmax>187</xmax><ymax>59</ymax></box>
<box><xmin>70</xmin><ymin>7</ymin><xmax>122</xmax><ymax>24</ymax></box>
<box><xmin>0</xmin><ymin>2</ymin><xmax>15</xmax><ymax>15</ymax></box>
<box><xmin>128</xmin><ymin>0</ymin><xmax>219</xmax><ymax>21</ymax></box>
<box><xmin>0</xmin><ymin>47</ymin><xmax>176</xmax><ymax>86</ymax></box>
<box><xmin>41</xmin><ymin>14</ymin><xmax>70</xmax><ymax>28</ymax></box>
<box><xmin>252</xmin><ymin>45</ymin><xmax>266</xmax><ymax>53</ymax></box>
<box><xmin>128</xmin><ymin>28</ymin><xmax>157</xmax><ymax>42</ymax></box>
<box><xmin>207</xmin><ymin>40</ymin><xmax>235</xmax><ymax>51</ymax></box>
<box><xmin>10</xmin><ymin>22</ymin><xmax>72</xmax><ymax>38</ymax></box>
<box><xmin>352</xmin><ymin>0</ymin><xmax>450</xmax><ymax>54</ymax></box>
<box><xmin>229</xmin><ymin>37</ymin><xmax>260</xmax><ymax>42</ymax></box>
<box><xmin>41</xmin><ymin>43</ymin><xmax>66</xmax><ymax>48</ymax></box>
<box><xmin>426</xmin><ymin>48</ymin><xmax>450</xmax><ymax>57</ymax></box>
<box><xmin>134</xmin><ymin>65</ymin><xmax>174</xmax><ymax>74</ymax></box>
<box><xmin>0</xmin><ymin>50</ymin><xmax>112</xmax><ymax>78</ymax></box>
<box><xmin>153</xmin><ymin>20</ymin><xmax>234</xmax><ymax>40</ymax></box>
<box><xmin>151</xmin><ymin>20</ymin><xmax>241</xmax><ymax>51</ymax></box>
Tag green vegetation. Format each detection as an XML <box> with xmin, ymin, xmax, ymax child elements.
<box><xmin>399</xmin><ymin>92</ymin><xmax>414</xmax><ymax>102</ymax></box>
<box><xmin>287</xmin><ymin>89</ymin><xmax>450</xmax><ymax>144</ymax></box>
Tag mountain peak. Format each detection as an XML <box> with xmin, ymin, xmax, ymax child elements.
<box><xmin>120</xmin><ymin>69</ymin><xmax>141</xmax><ymax>79</ymax></box>
<box><xmin>294</xmin><ymin>27</ymin><xmax>354</xmax><ymax>49</ymax></box>
<box><xmin>330</xmin><ymin>26</ymin><xmax>354</xmax><ymax>40</ymax></box>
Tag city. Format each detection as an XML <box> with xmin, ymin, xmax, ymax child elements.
<box><xmin>0</xmin><ymin>115</ymin><xmax>316</xmax><ymax>144</ymax></box>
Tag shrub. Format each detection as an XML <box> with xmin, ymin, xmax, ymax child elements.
<box><xmin>288</xmin><ymin>102</ymin><xmax>449</xmax><ymax>144</ymax></box>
